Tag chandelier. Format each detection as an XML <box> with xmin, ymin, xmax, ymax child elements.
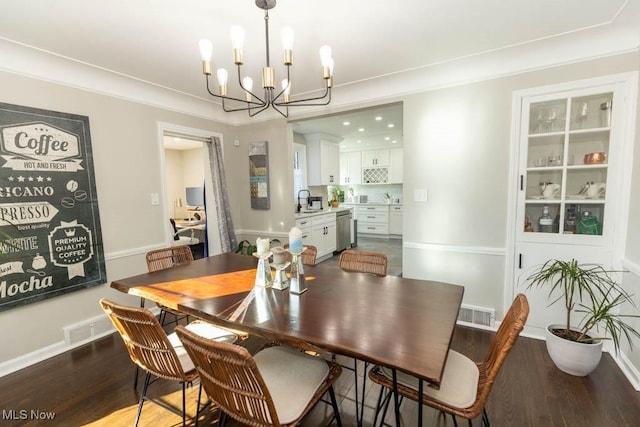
<box><xmin>198</xmin><ymin>0</ymin><xmax>334</xmax><ymax>118</ymax></box>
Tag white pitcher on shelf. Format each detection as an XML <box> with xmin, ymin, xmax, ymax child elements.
<box><xmin>586</xmin><ymin>182</ymin><xmax>606</xmax><ymax>199</ymax></box>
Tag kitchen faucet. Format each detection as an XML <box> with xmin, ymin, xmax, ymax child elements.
<box><xmin>297</xmin><ymin>189</ymin><xmax>311</xmax><ymax>213</ymax></box>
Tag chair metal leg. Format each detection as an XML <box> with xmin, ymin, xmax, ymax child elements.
<box><xmin>482</xmin><ymin>408</ymin><xmax>490</xmax><ymax>427</ymax></box>
<box><xmin>391</xmin><ymin>369</ymin><xmax>401</xmax><ymax>427</ymax></box>
<box><xmin>181</xmin><ymin>382</ymin><xmax>187</xmax><ymax>426</ymax></box>
<box><xmin>354</xmin><ymin>359</ymin><xmax>368</xmax><ymax>426</ymax></box>
<box><xmin>327</xmin><ymin>385</ymin><xmax>342</xmax><ymax>427</ymax></box>
<box><xmin>372</xmin><ymin>385</ymin><xmax>383</xmax><ymax>427</ymax></box>
<box><xmin>134</xmin><ymin>372</ymin><xmax>151</xmax><ymax>427</ymax></box>
<box><xmin>195</xmin><ymin>383</ymin><xmax>203</xmax><ymax>427</ymax></box>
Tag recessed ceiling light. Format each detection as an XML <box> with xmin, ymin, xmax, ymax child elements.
<box><xmin>358</xmin><ymin>128</ymin><xmax>365</xmax><ymax>132</ymax></box>
<box><xmin>375</xmin><ymin>116</ymin><xmax>382</xmax><ymax>121</ymax></box>
<box><xmin>343</xmin><ymin>121</ymin><xmax>350</xmax><ymax>126</ymax></box>
<box><xmin>384</xmin><ymin>137</ymin><xmax>390</xmax><ymax>141</ymax></box>
<box><xmin>387</xmin><ymin>123</ymin><xmax>395</xmax><ymax>128</ymax></box>
<box><xmin>174</xmin><ymin>137</ymin><xmax>181</xmax><ymax>141</ymax></box>
<box><xmin>392</xmin><ymin>140</ymin><xmax>397</xmax><ymax>144</ymax></box>
<box><xmin>357</xmin><ymin>140</ymin><xmax>362</xmax><ymax>144</ymax></box>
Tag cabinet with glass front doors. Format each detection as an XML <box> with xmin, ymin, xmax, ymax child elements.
<box><xmin>519</xmin><ymin>90</ymin><xmax>615</xmax><ymax>241</ymax></box>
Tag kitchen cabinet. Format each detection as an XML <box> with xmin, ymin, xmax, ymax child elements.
<box><xmin>355</xmin><ymin>205</ymin><xmax>389</xmax><ymax>235</ymax></box>
<box><xmin>339</xmin><ymin>151</ymin><xmax>362</xmax><ymax>185</ymax></box>
<box><xmin>304</xmin><ymin>133</ymin><xmax>341</xmax><ymax>185</ymax></box>
<box><xmin>389</xmin><ymin>148</ymin><xmax>403</xmax><ymax>183</ymax></box>
<box><xmin>311</xmin><ymin>213</ymin><xmax>337</xmax><ymax>260</ymax></box>
<box><xmin>389</xmin><ymin>205</ymin><xmax>403</xmax><ymax>236</ymax></box>
<box><xmin>509</xmin><ymin>74</ymin><xmax>636</xmax><ymax>334</ymax></box>
<box><xmin>295</xmin><ymin>218</ymin><xmax>312</xmax><ymax>246</ymax></box>
<box><xmin>361</xmin><ymin>150</ymin><xmax>389</xmax><ymax>167</ymax></box>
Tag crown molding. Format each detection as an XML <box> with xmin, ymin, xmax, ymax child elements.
<box><xmin>1</xmin><ymin>22</ymin><xmax>637</xmax><ymax>127</ymax></box>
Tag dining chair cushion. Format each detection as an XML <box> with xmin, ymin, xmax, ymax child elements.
<box><xmin>380</xmin><ymin>350</ymin><xmax>479</xmax><ymax>409</ymax></box>
<box><xmin>168</xmin><ymin>322</ymin><xmax>238</xmax><ymax>372</ymax></box>
<box><xmin>253</xmin><ymin>345</ymin><xmax>331</xmax><ymax>424</ymax></box>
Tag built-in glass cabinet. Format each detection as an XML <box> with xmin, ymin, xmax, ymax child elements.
<box><xmin>521</xmin><ymin>91</ymin><xmax>613</xmax><ymax>238</ymax></box>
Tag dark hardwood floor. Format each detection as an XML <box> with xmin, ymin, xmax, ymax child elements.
<box><xmin>1</xmin><ymin>322</ymin><xmax>639</xmax><ymax>426</ymax></box>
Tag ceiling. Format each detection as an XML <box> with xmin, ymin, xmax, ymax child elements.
<box><xmin>1</xmin><ymin>0</ymin><xmax>638</xmax><ymax>130</ymax></box>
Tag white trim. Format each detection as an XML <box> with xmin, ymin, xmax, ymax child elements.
<box><xmin>403</xmin><ymin>241</ymin><xmax>506</xmax><ymax>257</ymax></box>
<box><xmin>615</xmin><ymin>351</ymin><xmax>640</xmax><ymax>392</ymax></box>
<box><xmin>622</xmin><ymin>258</ymin><xmax>640</xmax><ymax>277</ymax></box>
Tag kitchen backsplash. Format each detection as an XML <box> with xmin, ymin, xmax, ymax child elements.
<box><xmin>309</xmin><ymin>184</ymin><xmax>403</xmax><ymax>204</ymax></box>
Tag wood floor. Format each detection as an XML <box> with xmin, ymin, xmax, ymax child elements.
<box><xmin>1</xmin><ymin>322</ymin><xmax>639</xmax><ymax>427</ymax></box>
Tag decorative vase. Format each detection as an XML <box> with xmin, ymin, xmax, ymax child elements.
<box><xmin>331</xmin><ymin>200</ymin><xmax>339</xmax><ymax>208</ymax></box>
<box><xmin>545</xmin><ymin>324</ymin><xmax>603</xmax><ymax>376</ymax></box>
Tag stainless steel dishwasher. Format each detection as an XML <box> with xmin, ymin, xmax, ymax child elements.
<box><xmin>336</xmin><ymin>209</ymin><xmax>351</xmax><ymax>252</ymax></box>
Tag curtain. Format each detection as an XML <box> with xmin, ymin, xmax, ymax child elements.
<box><xmin>205</xmin><ymin>136</ymin><xmax>237</xmax><ymax>253</ymax></box>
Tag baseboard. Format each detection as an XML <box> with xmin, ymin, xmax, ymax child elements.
<box><xmin>0</xmin><ymin>306</ymin><xmax>160</xmax><ymax>378</ymax></box>
<box><xmin>613</xmin><ymin>351</ymin><xmax>640</xmax><ymax>391</ymax></box>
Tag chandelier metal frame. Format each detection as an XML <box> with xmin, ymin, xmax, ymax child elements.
<box><xmin>199</xmin><ymin>0</ymin><xmax>334</xmax><ymax>118</ymax></box>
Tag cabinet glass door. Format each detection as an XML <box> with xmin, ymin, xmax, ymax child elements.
<box><xmin>522</xmin><ymin>91</ymin><xmax>612</xmax><ymax>237</ymax></box>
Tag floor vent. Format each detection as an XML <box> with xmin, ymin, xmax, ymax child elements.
<box><xmin>458</xmin><ymin>304</ymin><xmax>495</xmax><ymax>327</ymax></box>
<box><xmin>63</xmin><ymin>314</ymin><xmax>114</xmax><ymax>345</ymax></box>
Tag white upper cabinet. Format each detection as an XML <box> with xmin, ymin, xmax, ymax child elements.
<box><xmin>389</xmin><ymin>148</ymin><xmax>403</xmax><ymax>183</ymax></box>
<box><xmin>339</xmin><ymin>151</ymin><xmax>362</xmax><ymax>185</ymax></box>
<box><xmin>304</xmin><ymin>133</ymin><xmax>342</xmax><ymax>186</ymax></box>
<box><xmin>362</xmin><ymin>150</ymin><xmax>390</xmax><ymax>167</ymax></box>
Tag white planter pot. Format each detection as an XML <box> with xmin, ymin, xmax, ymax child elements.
<box><xmin>545</xmin><ymin>324</ymin><xmax>603</xmax><ymax>376</ymax></box>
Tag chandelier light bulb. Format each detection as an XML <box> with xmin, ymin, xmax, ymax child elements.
<box><xmin>281</xmin><ymin>26</ymin><xmax>294</xmax><ymax>65</ymax></box>
<box><xmin>243</xmin><ymin>76</ymin><xmax>254</xmax><ymax>101</ymax></box>
<box><xmin>230</xmin><ymin>25</ymin><xmax>245</xmax><ymax>64</ymax></box>
<box><xmin>217</xmin><ymin>68</ymin><xmax>228</xmax><ymax>96</ymax></box>
<box><xmin>199</xmin><ymin>38</ymin><xmax>213</xmax><ymax>75</ymax></box>
<box><xmin>281</xmin><ymin>79</ymin><xmax>291</xmax><ymax>102</ymax></box>
<box><xmin>230</xmin><ymin>26</ymin><xmax>245</xmax><ymax>49</ymax></box>
<box><xmin>199</xmin><ymin>39</ymin><xmax>213</xmax><ymax>61</ymax></box>
<box><xmin>217</xmin><ymin>68</ymin><xmax>228</xmax><ymax>86</ymax></box>
<box><xmin>281</xmin><ymin>26</ymin><xmax>294</xmax><ymax>50</ymax></box>
<box><xmin>319</xmin><ymin>45</ymin><xmax>333</xmax><ymax>66</ymax></box>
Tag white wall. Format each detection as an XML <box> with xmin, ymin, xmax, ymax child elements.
<box><xmin>402</xmin><ymin>53</ymin><xmax>639</xmax><ymax>320</ymax></box>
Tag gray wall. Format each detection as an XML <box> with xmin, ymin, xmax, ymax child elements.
<box><xmin>0</xmin><ymin>71</ymin><xmax>232</xmax><ymax>364</ymax></box>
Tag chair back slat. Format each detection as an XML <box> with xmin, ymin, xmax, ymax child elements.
<box><xmin>338</xmin><ymin>249</ymin><xmax>388</xmax><ymax>276</ymax></box>
<box><xmin>100</xmin><ymin>298</ymin><xmax>188</xmax><ymax>382</ymax></box>
<box><xmin>175</xmin><ymin>326</ymin><xmax>280</xmax><ymax>426</ymax></box>
<box><xmin>146</xmin><ymin>245</ymin><xmax>194</xmax><ymax>273</ymax></box>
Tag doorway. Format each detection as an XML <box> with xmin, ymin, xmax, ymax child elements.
<box><xmin>157</xmin><ymin>123</ymin><xmax>224</xmax><ymax>257</ymax></box>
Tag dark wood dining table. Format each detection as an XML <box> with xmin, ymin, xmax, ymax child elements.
<box><xmin>111</xmin><ymin>252</ymin><xmax>464</xmax><ymax>424</ymax></box>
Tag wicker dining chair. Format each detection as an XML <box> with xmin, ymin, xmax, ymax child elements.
<box><xmin>283</xmin><ymin>243</ymin><xmax>318</xmax><ymax>265</ymax></box>
<box><xmin>368</xmin><ymin>293</ymin><xmax>529</xmax><ymax>427</ymax></box>
<box><xmin>175</xmin><ymin>325</ymin><xmax>343</xmax><ymax>427</ymax></box>
<box><xmin>338</xmin><ymin>249</ymin><xmax>388</xmax><ymax>276</ymax></box>
<box><xmin>145</xmin><ymin>245</ymin><xmax>194</xmax><ymax>326</ymax></box>
<box><xmin>99</xmin><ymin>298</ymin><xmax>237</xmax><ymax>427</ymax></box>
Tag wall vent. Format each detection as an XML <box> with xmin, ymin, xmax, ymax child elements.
<box><xmin>457</xmin><ymin>304</ymin><xmax>495</xmax><ymax>328</ymax></box>
<box><xmin>63</xmin><ymin>314</ymin><xmax>114</xmax><ymax>345</ymax></box>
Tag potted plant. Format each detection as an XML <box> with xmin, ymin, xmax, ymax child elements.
<box><xmin>526</xmin><ymin>259</ymin><xmax>640</xmax><ymax>376</ymax></box>
<box><xmin>329</xmin><ymin>187</ymin><xmax>340</xmax><ymax>208</ymax></box>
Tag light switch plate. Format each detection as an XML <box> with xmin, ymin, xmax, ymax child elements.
<box><xmin>414</xmin><ymin>189</ymin><xmax>428</xmax><ymax>202</ymax></box>
<box><xmin>150</xmin><ymin>193</ymin><xmax>160</xmax><ymax>205</ymax></box>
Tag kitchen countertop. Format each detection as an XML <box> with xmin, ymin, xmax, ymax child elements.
<box><xmin>294</xmin><ymin>206</ymin><xmax>353</xmax><ymax>219</ymax></box>
<box><xmin>342</xmin><ymin>202</ymin><xmax>403</xmax><ymax>206</ymax></box>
